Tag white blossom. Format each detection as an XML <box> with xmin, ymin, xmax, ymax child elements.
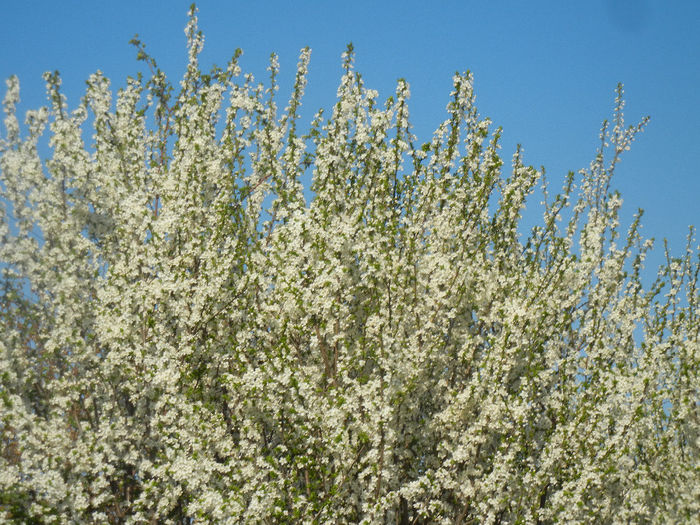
<box><xmin>0</xmin><ymin>6</ymin><xmax>698</xmax><ymax>524</ymax></box>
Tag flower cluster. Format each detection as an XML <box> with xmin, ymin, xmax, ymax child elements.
<box><xmin>1</xmin><ymin>6</ymin><xmax>698</xmax><ymax>524</ymax></box>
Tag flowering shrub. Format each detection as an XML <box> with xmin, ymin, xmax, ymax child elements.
<box><xmin>1</xmin><ymin>6</ymin><xmax>698</xmax><ymax>524</ymax></box>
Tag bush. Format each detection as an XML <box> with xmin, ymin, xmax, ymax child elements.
<box><xmin>1</xmin><ymin>6</ymin><xmax>697</xmax><ymax>524</ymax></box>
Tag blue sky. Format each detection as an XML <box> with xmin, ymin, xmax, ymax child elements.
<box><xmin>1</xmin><ymin>0</ymin><xmax>698</xmax><ymax>278</ymax></box>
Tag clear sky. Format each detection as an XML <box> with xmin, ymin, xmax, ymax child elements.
<box><xmin>1</xmin><ymin>0</ymin><xmax>698</xmax><ymax>279</ymax></box>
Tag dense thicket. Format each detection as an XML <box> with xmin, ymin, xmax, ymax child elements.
<box><xmin>1</xmin><ymin>7</ymin><xmax>698</xmax><ymax>524</ymax></box>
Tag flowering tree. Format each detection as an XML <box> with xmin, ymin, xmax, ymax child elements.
<box><xmin>1</xmin><ymin>7</ymin><xmax>698</xmax><ymax>524</ymax></box>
